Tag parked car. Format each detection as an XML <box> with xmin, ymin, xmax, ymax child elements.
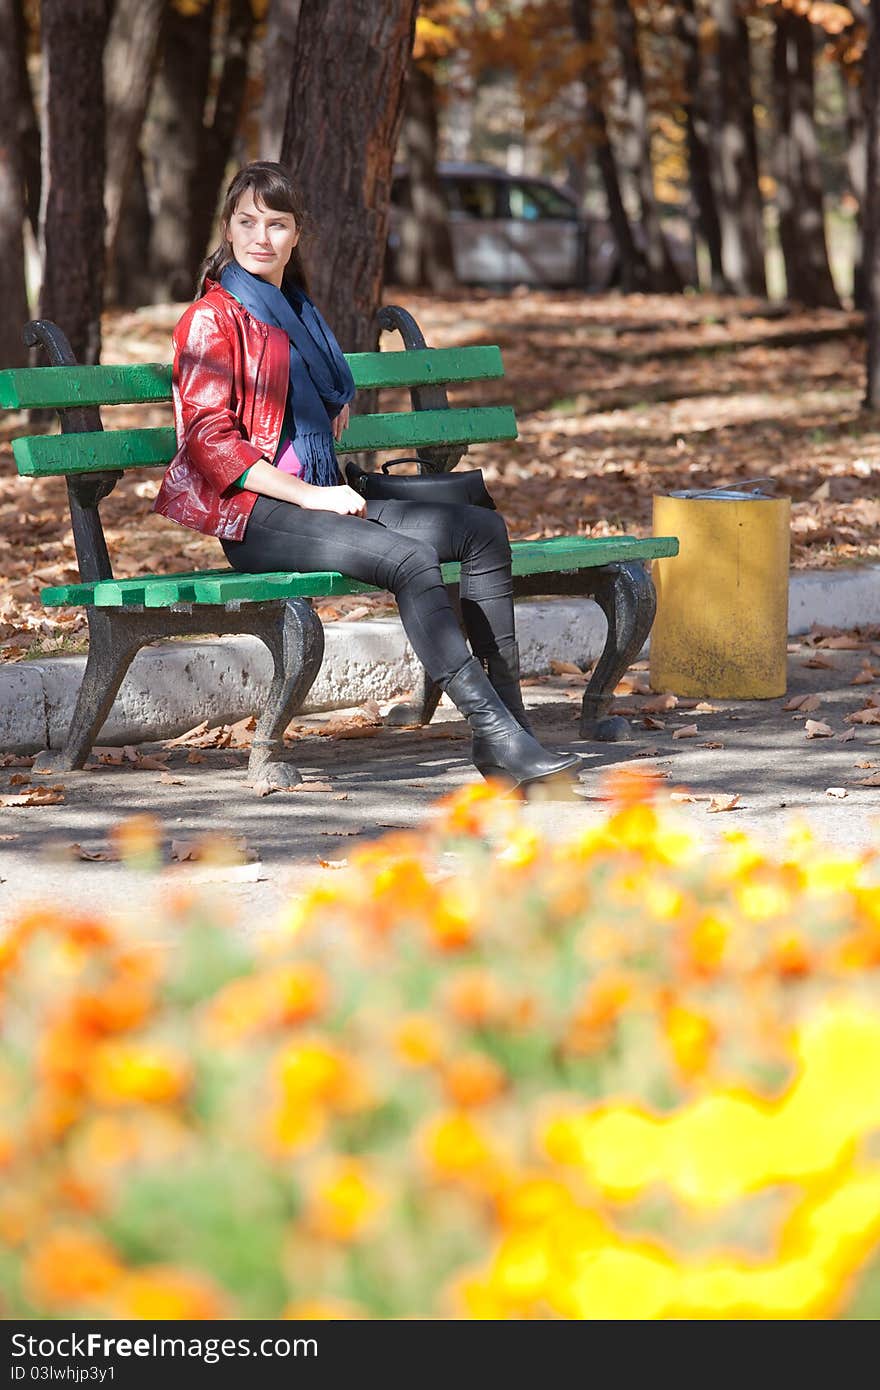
<box><xmin>386</xmin><ymin>160</ymin><xmax>694</xmax><ymax>290</ymax></box>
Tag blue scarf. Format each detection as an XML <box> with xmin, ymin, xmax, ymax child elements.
<box><xmin>220</xmin><ymin>261</ymin><xmax>356</xmax><ymax>488</ymax></box>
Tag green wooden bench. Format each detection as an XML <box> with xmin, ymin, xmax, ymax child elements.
<box><xmin>0</xmin><ymin>306</ymin><xmax>678</xmax><ymax>790</ymax></box>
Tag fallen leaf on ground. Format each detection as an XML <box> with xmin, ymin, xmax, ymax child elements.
<box><xmin>159</xmin><ymin>772</ymin><xmax>184</xmax><ymax>786</ymax></box>
<box><xmin>8</xmin><ymin>773</ymin><xmax>30</xmax><ymax>786</ymax></box>
<box><xmin>825</xmin><ymin>787</ymin><xmax>848</xmax><ymax>799</ymax></box>
<box><xmin>817</xmin><ymin>634</ymin><xmax>865</xmax><ymax>650</ymax></box>
<box><xmin>615</xmin><ymin>675</ymin><xmax>651</xmax><ymax>695</ymax></box>
<box><xmin>784</xmin><ymin>693</ymin><xmax>821</xmax><ymax>712</ymax></box>
<box><xmin>845</xmin><ymin>707</ymin><xmax>880</xmax><ymax>725</ymax></box>
<box><xmin>70</xmin><ymin>843</ymin><xmax>117</xmax><ymax>861</ymax></box>
<box><xmin>643</xmin><ymin>715</ymin><xmax>665</xmax><ymax>730</ymax></box>
<box><xmin>186</xmin><ymin>751</ymin><xmax>205</xmax><ymax>764</ymax></box>
<box><xmin>708</xmin><ymin>793</ymin><xmax>740</xmax><ymax>813</ymax></box>
<box><xmin>694</xmin><ymin>701</ymin><xmax>720</xmax><ymax>713</ymax></box>
<box><xmin>672</xmin><ymin>724</ymin><xmax>698</xmax><ymax>739</ymax></box>
<box><xmin>802</xmin><ymin>656</ymin><xmax>835</xmax><ymax>669</ymax></box>
<box><xmin>670</xmin><ymin>791</ymin><xmax>701</xmax><ymax>803</ymax></box>
<box><xmin>0</xmin><ymin>834</ymin><xmax>18</xmax><ymax>840</ymax></box>
<box><xmin>317</xmin><ymin>857</ymin><xmax>348</xmax><ymax>869</ymax></box>
<box><xmin>135</xmin><ymin>754</ymin><xmax>170</xmax><ymax>771</ymax></box>
<box><xmin>855</xmin><ymin>759</ymin><xmax>878</xmax><ymax>768</ymax></box>
<box><xmin>290</xmin><ymin>781</ymin><xmax>335</xmax><ymax>793</ymax></box>
<box><xmin>700</xmin><ymin>741</ymin><xmax>725</xmax><ymax>749</ymax></box>
<box><xmin>171</xmin><ymin>861</ymin><xmax>267</xmax><ymax>884</ymax></box>
<box><xmin>550</xmin><ymin>660</ymin><xmax>584</xmax><ymax>676</ymax></box>
<box><xmin>0</xmin><ymin>785</ymin><xmax>65</xmax><ymax>807</ymax></box>
<box><xmin>805</xmin><ymin>719</ymin><xmax>834</xmax><ymax>738</ymax></box>
<box><xmin>839</xmin><ymin>727</ymin><xmax>858</xmax><ymax>742</ymax></box>
<box><xmin>642</xmin><ymin>693</ymin><xmax>678</xmax><ymax>713</ymax></box>
<box><xmin>853</xmin><ymin>771</ymin><xmax>880</xmax><ymax>786</ymax></box>
<box><xmin>851</xmin><ymin>668</ymin><xmax>879</xmax><ymax>686</ymax></box>
<box><xmin>171</xmin><ymin>840</ymin><xmax>199</xmax><ymax>862</ymax></box>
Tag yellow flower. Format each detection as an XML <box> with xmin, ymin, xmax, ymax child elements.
<box><xmin>663</xmin><ymin>1004</ymin><xmax>716</xmax><ymax>1081</ymax></box>
<box><xmin>24</xmin><ymin>1228</ymin><xmax>122</xmax><ymax>1308</ymax></box>
<box><xmin>109</xmin><ymin>1267</ymin><xmax>230</xmax><ymax>1320</ymax></box>
<box><xmin>420</xmin><ymin>1111</ymin><xmax>507</xmax><ymax>1193</ymax></box>
<box><xmin>306</xmin><ymin>1158</ymin><xmax>387</xmax><ymax>1242</ymax></box>
<box><xmin>87</xmin><ymin>1041</ymin><xmax>191</xmax><ymax>1106</ymax></box>
<box><xmin>393</xmin><ymin>1014</ymin><xmax>447</xmax><ymax>1067</ymax></box>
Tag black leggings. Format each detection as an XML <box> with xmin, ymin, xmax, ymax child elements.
<box><xmin>221</xmin><ymin>493</ymin><xmax>516</xmax><ymax>686</ymax></box>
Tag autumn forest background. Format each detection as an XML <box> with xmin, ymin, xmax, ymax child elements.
<box><xmin>2</xmin><ymin>0</ymin><xmax>880</xmax><ymax>658</ymax></box>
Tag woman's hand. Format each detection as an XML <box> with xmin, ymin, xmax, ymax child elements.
<box><xmin>332</xmin><ymin>401</ymin><xmax>351</xmax><ymax>443</ymax></box>
<box><xmin>306</xmin><ymin>483</ymin><xmax>366</xmax><ymax>517</ymax></box>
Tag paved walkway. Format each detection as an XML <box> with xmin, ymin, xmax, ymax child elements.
<box><xmin>3</xmin><ymin>638</ymin><xmax>880</xmax><ymax>930</ymax></box>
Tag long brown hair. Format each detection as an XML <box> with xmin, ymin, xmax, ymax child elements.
<box><xmin>197</xmin><ymin>161</ymin><xmax>311</xmax><ymax>297</ymax></box>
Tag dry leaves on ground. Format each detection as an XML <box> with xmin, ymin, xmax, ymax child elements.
<box><xmin>0</xmin><ymin>785</ymin><xmax>65</xmax><ymax>807</ymax></box>
<box><xmin>805</xmin><ymin>719</ymin><xmax>834</xmax><ymax>738</ymax></box>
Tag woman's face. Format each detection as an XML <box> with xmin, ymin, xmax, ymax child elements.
<box><xmin>226</xmin><ymin>189</ymin><xmax>299</xmax><ymax>287</ymax></box>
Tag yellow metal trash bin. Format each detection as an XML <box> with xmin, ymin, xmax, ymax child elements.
<box><xmin>650</xmin><ymin>484</ymin><xmax>790</xmax><ymax>699</ymax></box>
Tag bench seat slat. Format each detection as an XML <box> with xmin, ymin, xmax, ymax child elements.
<box><xmin>13</xmin><ymin>407</ymin><xmax>518</xmax><ymax>476</ymax></box>
<box><xmin>39</xmin><ymin>536</ymin><xmax>680</xmax><ymax>608</ymax></box>
<box><xmin>0</xmin><ymin>347</ymin><xmax>505</xmax><ymax>410</ymax></box>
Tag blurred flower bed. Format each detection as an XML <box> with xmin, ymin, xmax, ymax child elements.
<box><xmin>3</xmin><ymin>771</ymin><xmax>880</xmax><ymax>1320</ymax></box>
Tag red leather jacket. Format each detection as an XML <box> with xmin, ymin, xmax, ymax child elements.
<box><xmin>152</xmin><ymin>281</ymin><xmax>291</xmax><ymax>541</ymax></box>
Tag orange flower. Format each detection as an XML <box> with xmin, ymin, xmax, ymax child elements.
<box><xmin>109</xmin><ymin>1267</ymin><xmax>230</xmax><ymax>1320</ymax></box>
<box><xmin>425</xmin><ymin>883</ymin><xmax>478</xmax><ymax>951</ymax></box>
<box><xmin>86</xmin><ymin>1041</ymin><xmax>191</xmax><ymax>1106</ymax></box>
<box><xmin>442</xmin><ymin>1053</ymin><xmax>507</xmax><ymax>1108</ymax></box>
<box><xmin>108</xmin><ymin>814</ymin><xmax>162</xmax><ymax>867</ymax></box>
<box><xmin>71</xmin><ymin>980</ymin><xmax>155</xmax><ymax>1037</ymax></box>
<box><xmin>443</xmin><ymin>970</ymin><xmax>508</xmax><ymax>1027</ymax></box>
<box><xmin>686</xmin><ymin>913</ymin><xmax>730</xmax><ymax>978</ymax></box>
<box><xmin>564</xmin><ymin>973</ymin><xmax>633</xmax><ymax>1054</ymax></box>
<box><xmin>768</xmin><ymin>930</ymin><xmax>814</xmax><ymax>979</ymax></box>
<box><xmin>432</xmin><ymin>781</ymin><xmax>517</xmax><ymax>838</ymax></box>
<box><xmin>203</xmin><ymin>963</ymin><xmax>326</xmax><ymax>1044</ymax></box>
<box><xmin>24</xmin><ymin>1228</ymin><xmax>122</xmax><ymax>1308</ymax></box>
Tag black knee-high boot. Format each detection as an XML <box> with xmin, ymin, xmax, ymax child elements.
<box><xmin>443</xmin><ymin>657</ymin><xmax>581</xmax><ymax>789</ymax></box>
<box><xmin>480</xmin><ymin>640</ymin><xmax>534</xmax><ymax>734</ymax></box>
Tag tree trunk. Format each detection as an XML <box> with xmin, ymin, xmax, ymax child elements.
<box><xmin>773</xmin><ymin>8</ymin><xmax>840</xmax><ymax>308</ymax></box>
<box><xmin>113</xmin><ymin>147</ymin><xmax>154</xmax><ymax>307</ymax></box>
<box><xmin>396</xmin><ymin>58</ymin><xmax>456</xmax><ymax>291</ymax></box>
<box><xmin>103</xmin><ymin>0</ymin><xmax>166</xmax><ymax>299</ymax></box>
<box><xmin>677</xmin><ymin>0</ymin><xmax>725</xmax><ymax>290</ymax></box>
<box><xmin>13</xmin><ymin>0</ymin><xmax>40</xmax><ymax>236</ymax></box>
<box><xmin>261</xmin><ymin>0</ymin><xmax>301</xmax><ymax>159</ymax></box>
<box><xmin>844</xmin><ymin>49</ymin><xmax>866</xmax><ymax>308</ymax></box>
<box><xmin>279</xmin><ymin>0</ymin><xmax>418</xmax><ymax>353</ymax></box>
<box><xmin>145</xmin><ymin>0</ymin><xmax>215</xmax><ymax>301</ymax></box>
<box><xmin>39</xmin><ymin>0</ymin><xmax>110</xmax><ymax>364</ymax></box>
<box><xmin>189</xmin><ymin>0</ymin><xmax>258</xmax><ymax>275</ymax></box>
<box><xmin>0</xmin><ymin>0</ymin><xmax>30</xmax><ymax>366</ymax></box>
<box><xmin>571</xmin><ymin>0</ymin><xmax>649</xmax><ymax>292</ymax></box>
<box><xmin>612</xmin><ymin>0</ymin><xmax>682</xmax><ymax>291</ymax></box>
<box><xmin>710</xmin><ymin>0</ymin><xmax>766</xmax><ymax>295</ymax></box>
<box><xmin>863</xmin><ymin>0</ymin><xmax>880</xmax><ymax>404</ymax></box>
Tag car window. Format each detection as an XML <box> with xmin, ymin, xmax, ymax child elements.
<box><xmin>444</xmin><ymin>178</ymin><xmax>499</xmax><ymax>219</ymax></box>
<box><xmin>508</xmin><ymin>181</ymin><xmax>577</xmax><ymax>221</ymax></box>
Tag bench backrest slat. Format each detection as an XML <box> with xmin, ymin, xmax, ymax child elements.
<box><xmin>0</xmin><ymin>346</ymin><xmax>504</xmax><ymax>411</ymax></box>
<box><xmin>12</xmin><ymin>406</ymin><xmax>518</xmax><ymax>477</ymax></box>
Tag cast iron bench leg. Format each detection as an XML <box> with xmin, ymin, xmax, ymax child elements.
<box><xmin>32</xmin><ymin>609</ymin><xmax>144</xmax><ymax>773</ymax></box>
<box><xmin>247</xmin><ymin>599</ymin><xmax>325</xmax><ymax>789</ymax></box>
<box><xmin>580</xmin><ymin>561</ymin><xmax>656</xmax><ymax>741</ymax></box>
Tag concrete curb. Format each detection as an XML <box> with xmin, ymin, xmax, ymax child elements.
<box><xmin>2</xmin><ymin>568</ymin><xmax>878</xmax><ymax>753</ymax></box>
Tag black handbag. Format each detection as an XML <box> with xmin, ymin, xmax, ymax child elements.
<box><xmin>344</xmin><ymin>457</ymin><xmax>496</xmax><ymax>510</ymax></box>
